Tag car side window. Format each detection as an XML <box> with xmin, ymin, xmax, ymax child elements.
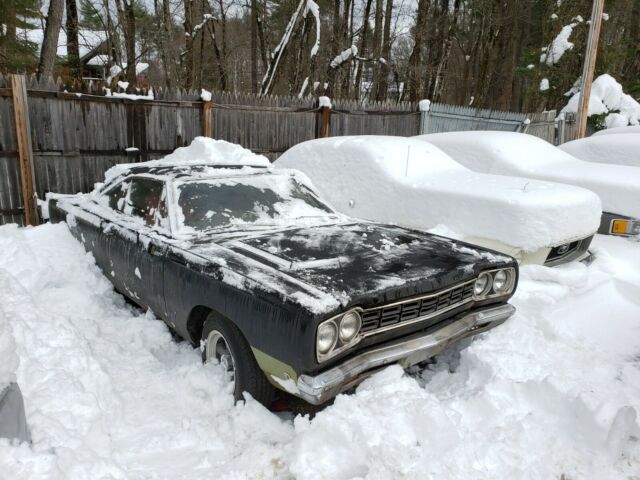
<box><xmin>124</xmin><ymin>177</ymin><xmax>167</xmax><ymax>228</ymax></box>
<box><xmin>104</xmin><ymin>179</ymin><xmax>131</xmax><ymax>212</ymax></box>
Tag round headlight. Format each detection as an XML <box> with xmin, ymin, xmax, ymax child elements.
<box><xmin>339</xmin><ymin>311</ymin><xmax>361</xmax><ymax>342</ymax></box>
<box><xmin>317</xmin><ymin>321</ymin><xmax>337</xmax><ymax>354</ymax></box>
<box><xmin>493</xmin><ymin>269</ymin><xmax>510</xmax><ymax>294</ymax></box>
<box><xmin>474</xmin><ymin>273</ymin><xmax>492</xmax><ymax>297</ymax></box>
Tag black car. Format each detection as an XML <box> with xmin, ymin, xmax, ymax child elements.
<box><xmin>49</xmin><ymin>160</ymin><xmax>518</xmax><ymax>406</ymax></box>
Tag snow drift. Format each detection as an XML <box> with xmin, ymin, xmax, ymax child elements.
<box><xmin>559</xmin><ymin>134</ymin><xmax>640</xmax><ymax>168</ymax></box>
<box><xmin>0</xmin><ymin>284</ymin><xmax>18</xmax><ymax>391</ymax></box>
<box><xmin>593</xmin><ymin>126</ymin><xmax>640</xmax><ymax>137</ymax></box>
<box><xmin>418</xmin><ymin>131</ymin><xmax>640</xmax><ymax>219</ymax></box>
<box><xmin>275</xmin><ymin>136</ymin><xmax>601</xmax><ymax>252</ymax></box>
<box><xmin>1</xmin><ymin>224</ymin><xmax>639</xmax><ymax>478</ymax></box>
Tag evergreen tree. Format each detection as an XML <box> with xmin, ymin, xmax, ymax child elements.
<box><xmin>0</xmin><ymin>0</ymin><xmax>42</xmax><ymax>72</ymax></box>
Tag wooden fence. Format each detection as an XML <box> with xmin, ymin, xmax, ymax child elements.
<box><xmin>0</xmin><ymin>74</ymin><xmax>561</xmax><ymax>226</ymax></box>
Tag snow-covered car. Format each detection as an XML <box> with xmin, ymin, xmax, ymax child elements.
<box><xmin>416</xmin><ymin>131</ymin><xmax>640</xmax><ymax>237</ymax></box>
<box><xmin>275</xmin><ymin>136</ymin><xmax>601</xmax><ymax>266</ymax></box>
<box><xmin>591</xmin><ymin>126</ymin><xmax>640</xmax><ymax>136</ymax></box>
<box><xmin>558</xmin><ymin>133</ymin><xmax>640</xmax><ymax>168</ymax></box>
<box><xmin>47</xmin><ymin>138</ymin><xmax>518</xmax><ymax>407</ymax></box>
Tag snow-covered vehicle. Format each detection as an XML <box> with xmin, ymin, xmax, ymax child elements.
<box><xmin>46</xmin><ymin>138</ymin><xmax>518</xmax><ymax>407</ymax></box>
<box><xmin>275</xmin><ymin>136</ymin><xmax>601</xmax><ymax>266</ymax></box>
<box><xmin>559</xmin><ymin>133</ymin><xmax>640</xmax><ymax>168</ymax></box>
<box><xmin>416</xmin><ymin>131</ymin><xmax>640</xmax><ymax>237</ymax></box>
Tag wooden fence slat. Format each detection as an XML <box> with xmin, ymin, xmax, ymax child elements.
<box><xmin>10</xmin><ymin>74</ymin><xmax>39</xmax><ymax>226</ymax></box>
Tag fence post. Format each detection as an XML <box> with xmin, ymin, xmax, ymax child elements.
<box><xmin>418</xmin><ymin>99</ymin><xmax>431</xmax><ymax>134</ymax></box>
<box><xmin>10</xmin><ymin>74</ymin><xmax>39</xmax><ymax>226</ymax></box>
<box><xmin>202</xmin><ymin>101</ymin><xmax>213</xmax><ymax>138</ymax></box>
<box><xmin>318</xmin><ymin>96</ymin><xmax>331</xmax><ymax>138</ymax></box>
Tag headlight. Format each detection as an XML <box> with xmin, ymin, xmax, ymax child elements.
<box><xmin>339</xmin><ymin>311</ymin><xmax>361</xmax><ymax>342</ymax></box>
<box><xmin>611</xmin><ymin>219</ymin><xmax>640</xmax><ymax>236</ymax></box>
<box><xmin>474</xmin><ymin>273</ymin><xmax>492</xmax><ymax>297</ymax></box>
<box><xmin>473</xmin><ymin>268</ymin><xmax>516</xmax><ymax>299</ymax></box>
<box><xmin>493</xmin><ymin>270</ymin><xmax>510</xmax><ymax>294</ymax></box>
<box><xmin>317</xmin><ymin>321</ymin><xmax>337</xmax><ymax>354</ymax></box>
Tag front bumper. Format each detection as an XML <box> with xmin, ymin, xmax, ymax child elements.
<box><xmin>296</xmin><ymin>303</ymin><xmax>515</xmax><ymax>405</ymax></box>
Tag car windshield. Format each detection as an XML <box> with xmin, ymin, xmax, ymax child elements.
<box><xmin>175</xmin><ymin>173</ymin><xmax>336</xmax><ymax>233</ymax></box>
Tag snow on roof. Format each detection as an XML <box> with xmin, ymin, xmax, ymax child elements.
<box><xmin>592</xmin><ymin>126</ymin><xmax>640</xmax><ymax>137</ymax></box>
<box><xmin>275</xmin><ymin>136</ymin><xmax>601</xmax><ymax>251</ymax></box>
<box><xmin>562</xmin><ymin>74</ymin><xmax>640</xmax><ymax>128</ymax></box>
<box><xmin>559</xmin><ymin>134</ymin><xmax>640</xmax><ymax>168</ymax></box>
<box><xmin>417</xmin><ymin>131</ymin><xmax>640</xmax><ymax>219</ymax></box>
<box><xmin>104</xmin><ymin>137</ymin><xmax>271</xmax><ymax>183</ymax></box>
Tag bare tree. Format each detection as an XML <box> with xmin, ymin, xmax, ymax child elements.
<box><xmin>66</xmin><ymin>0</ymin><xmax>81</xmax><ymax>79</ymax></box>
<box><xmin>407</xmin><ymin>0</ymin><xmax>429</xmax><ymax>101</ymax></box>
<box><xmin>38</xmin><ymin>0</ymin><xmax>65</xmax><ymax>80</ymax></box>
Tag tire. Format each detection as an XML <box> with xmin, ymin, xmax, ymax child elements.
<box><xmin>201</xmin><ymin>313</ymin><xmax>274</xmax><ymax>406</ymax></box>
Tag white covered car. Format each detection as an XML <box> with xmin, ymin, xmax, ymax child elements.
<box><xmin>275</xmin><ymin>136</ymin><xmax>602</xmax><ymax>266</ymax></box>
<box><xmin>559</xmin><ymin>133</ymin><xmax>640</xmax><ymax>168</ymax></box>
<box><xmin>417</xmin><ymin>131</ymin><xmax>640</xmax><ymax>237</ymax></box>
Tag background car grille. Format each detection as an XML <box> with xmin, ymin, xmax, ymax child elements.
<box><xmin>360</xmin><ymin>281</ymin><xmax>475</xmax><ymax>334</ymax></box>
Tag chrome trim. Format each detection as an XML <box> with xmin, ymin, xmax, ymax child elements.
<box><xmin>297</xmin><ymin>304</ymin><xmax>516</xmax><ymax>405</ymax></box>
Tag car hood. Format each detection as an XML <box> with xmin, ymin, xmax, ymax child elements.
<box><xmin>187</xmin><ymin>223</ymin><xmax>515</xmax><ymax>316</ymax></box>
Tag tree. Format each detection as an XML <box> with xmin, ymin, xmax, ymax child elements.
<box><xmin>0</xmin><ymin>0</ymin><xmax>40</xmax><ymax>72</ymax></box>
<box><xmin>66</xmin><ymin>0</ymin><xmax>81</xmax><ymax>79</ymax></box>
<box><xmin>38</xmin><ymin>0</ymin><xmax>65</xmax><ymax>80</ymax></box>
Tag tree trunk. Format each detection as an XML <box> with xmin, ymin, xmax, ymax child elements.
<box><xmin>251</xmin><ymin>0</ymin><xmax>258</xmax><ymax>92</ymax></box>
<box><xmin>375</xmin><ymin>0</ymin><xmax>393</xmax><ymax>100</ymax></box>
<box><xmin>38</xmin><ymin>0</ymin><xmax>64</xmax><ymax>81</ymax></box>
<box><xmin>183</xmin><ymin>0</ymin><xmax>194</xmax><ymax>88</ymax></box>
<box><xmin>66</xmin><ymin>0</ymin><xmax>81</xmax><ymax>79</ymax></box>
<box><xmin>370</xmin><ymin>0</ymin><xmax>383</xmax><ymax>98</ymax></box>
<box><xmin>407</xmin><ymin>0</ymin><xmax>429</xmax><ymax>101</ymax></box>
<box><xmin>354</xmin><ymin>0</ymin><xmax>373</xmax><ymax>100</ymax></box>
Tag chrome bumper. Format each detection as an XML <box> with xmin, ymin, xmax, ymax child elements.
<box><xmin>296</xmin><ymin>304</ymin><xmax>515</xmax><ymax>405</ymax></box>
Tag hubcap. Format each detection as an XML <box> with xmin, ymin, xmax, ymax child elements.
<box><xmin>206</xmin><ymin>330</ymin><xmax>236</xmax><ymax>387</ymax></box>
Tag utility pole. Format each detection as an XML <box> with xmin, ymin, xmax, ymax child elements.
<box><xmin>575</xmin><ymin>0</ymin><xmax>605</xmax><ymax>139</ymax></box>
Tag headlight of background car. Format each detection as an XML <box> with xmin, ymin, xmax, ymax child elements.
<box><xmin>473</xmin><ymin>268</ymin><xmax>516</xmax><ymax>300</ymax></box>
<box><xmin>316</xmin><ymin>309</ymin><xmax>362</xmax><ymax>362</ymax></box>
<box><xmin>610</xmin><ymin>218</ymin><xmax>640</xmax><ymax>236</ymax></box>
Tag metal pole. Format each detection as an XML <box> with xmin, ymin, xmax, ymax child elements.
<box><xmin>575</xmin><ymin>0</ymin><xmax>605</xmax><ymax>139</ymax></box>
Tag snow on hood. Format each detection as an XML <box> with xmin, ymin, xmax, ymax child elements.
<box><xmin>418</xmin><ymin>131</ymin><xmax>640</xmax><ymax>219</ymax></box>
<box><xmin>276</xmin><ymin>136</ymin><xmax>601</xmax><ymax>252</ymax></box>
<box><xmin>559</xmin><ymin>134</ymin><xmax>640</xmax><ymax>168</ymax></box>
<box><xmin>104</xmin><ymin>137</ymin><xmax>271</xmax><ymax>183</ymax></box>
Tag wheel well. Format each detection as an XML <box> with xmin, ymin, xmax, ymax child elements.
<box><xmin>186</xmin><ymin>306</ymin><xmax>212</xmax><ymax>345</ymax></box>
<box><xmin>187</xmin><ymin>306</ymin><xmax>236</xmax><ymax>345</ymax></box>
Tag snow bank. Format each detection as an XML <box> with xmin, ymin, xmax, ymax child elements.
<box><xmin>562</xmin><ymin>74</ymin><xmax>640</xmax><ymax>128</ymax></box>
<box><xmin>276</xmin><ymin>136</ymin><xmax>601</xmax><ymax>251</ymax></box>
<box><xmin>559</xmin><ymin>134</ymin><xmax>640</xmax><ymax>168</ymax></box>
<box><xmin>105</xmin><ymin>137</ymin><xmax>270</xmax><ymax>183</ymax></box>
<box><xmin>1</xmin><ymin>224</ymin><xmax>639</xmax><ymax>478</ymax></box>
<box><xmin>418</xmin><ymin>131</ymin><xmax>640</xmax><ymax>219</ymax></box>
<box><xmin>0</xmin><ymin>286</ymin><xmax>19</xmax><ymax>391</ymax></box>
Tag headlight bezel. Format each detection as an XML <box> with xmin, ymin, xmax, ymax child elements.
<box><xmin>610</xmin><ymin>218</ymin><xmax>640</xmax><ymax>236</ymax></box>
<box><xmin>316</xmin><ymin>309</ymin><xmax>363</xmax><ymax>362</ymax></box>
<box><xmin>472</xmin><ymin>267</ymin><xmax>516</xmax><ymax>300</ymax></box>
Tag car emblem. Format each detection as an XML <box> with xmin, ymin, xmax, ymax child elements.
<box><xmin>557</xmin><ymin>244</ymin><xmax>570</xmax><ymax>255</ymax></box>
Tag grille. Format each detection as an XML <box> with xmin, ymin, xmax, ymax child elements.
<box><xmin>360</xmin><ymin>281</ymin><xmax>475</xmax><ymax>334</ymax></box>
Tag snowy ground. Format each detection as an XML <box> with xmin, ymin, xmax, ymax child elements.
<box><xmin>1</xmin><ymin>223</ymin><xmax>639</xmax><ymax>479</ymax></box>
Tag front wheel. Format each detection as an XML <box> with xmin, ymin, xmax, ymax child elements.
<box><xmin>201</xmin><ymin>314</ymin><xmax>274</xmax><ymax>406</ymax></box>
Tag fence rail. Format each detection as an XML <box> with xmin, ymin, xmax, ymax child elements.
<box><xmin>0</xmin><ymin>74</ymin><xmax>563</xmax><ymax>226</ymax></box>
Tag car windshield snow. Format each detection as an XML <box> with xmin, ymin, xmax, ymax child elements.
<box><xmin>175</xmin><ymin>173</ymin><xmax>335</xmax><ymax>233</ymax></box>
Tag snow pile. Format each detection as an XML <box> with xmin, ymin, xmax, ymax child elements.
<box><xmin>540</xmin><ymin>17</ymin><xmax>582</xmax><ymax>65</ymax></box>
<box><xmin>539</xmin><ymin>78</ymin><xmax>550</xmax><ymax>91</ymax></box>
<box><xmin>103</xmin><ymin>86</ymin><xmax>154</xmax><ymax>101</ymax></box>
<box><xmin>419</xmin><ymin>131</ymin><xmax>640</xmax><ymax>219</ymax></box>
<box><xmin>200</xmin><ymin>89</ymin><xmax>212</xmax><ymax>102</ymax></box>
<box><xmin>1</xmin><ymin>224</ymin><xmax>639</xmax><ymax>478</ymax></box>
<box><xmin>562</xmin><ymin>74</ymin><xmax>640</xmax><ymax>128</ymax></box>
<box><xmin>0</xmin><ymin>288</ymin><xmax>19</xmax><ymax>391</ymax></box>
<box><xmin>104</xmin><ymin>137</ymin><xmax>271</xmax><ymax>182</ymax></box>
<box><xmin>318</xmin><ymin>96</ymin><xmax>332</xmax><ymax>108</ymax></box>
<box><xmin>276</xmin><ymin>136</ymin><xmax>601</xmax><ymax>252</ymax></box>
<box><xmin>559</xmin><ymin>134</ymin><xmax>640</xmax><ymax>168</ymax></box>
<box><xmin>419</xmin><ymin>99</ymin><xmax>431</xmax><ymax>112</ymax></box>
